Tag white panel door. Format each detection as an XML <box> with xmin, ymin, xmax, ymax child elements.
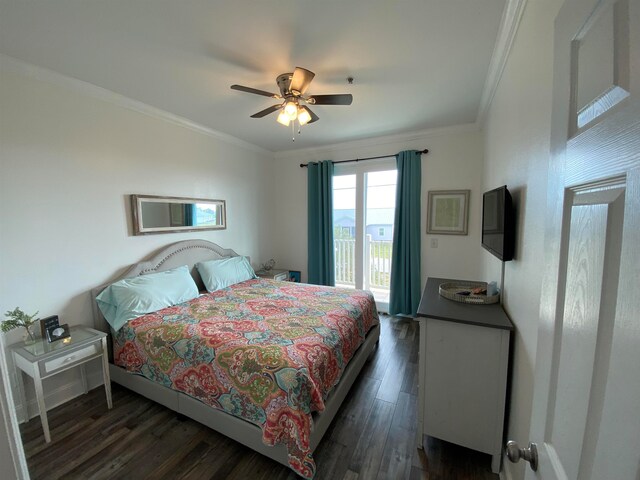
<box><xmin>523</xmin><ymin>0</ymin><xmax>640</xmax><ymax>479</ymax></box>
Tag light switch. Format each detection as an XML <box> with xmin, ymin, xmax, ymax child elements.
<box><xmin>430</xmin><ymin>238</ymin><xmax>438</xmax><ymax>248</ymax></box>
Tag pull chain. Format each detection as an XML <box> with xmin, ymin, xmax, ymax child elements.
<box><xmin>290</xmin><ymin>119</ymin><xmax>303</xmax><ymax>142</ymax></box>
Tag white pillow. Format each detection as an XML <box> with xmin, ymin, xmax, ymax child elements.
<box><xmin>96</xmin><ymin>265</ymin><xmax>198</xmax><ymax>332</ymax></box>
<box><xmin>196</xmin><ymin>256</ymin><xmax>256</xmax><ymax>292</ymax></box>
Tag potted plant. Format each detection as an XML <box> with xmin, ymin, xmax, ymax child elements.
<box><xmin>2</xmin><ymin>307</ymin><xmax>40</xmax><ymax>344</ymax></box>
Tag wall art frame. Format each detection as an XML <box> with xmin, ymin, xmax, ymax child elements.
<box><xmin>426</xmin><ymin>190</ymin><xmax>470</xmax><ymax>235</ymax></box>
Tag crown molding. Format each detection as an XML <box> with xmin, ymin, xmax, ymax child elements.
<box><xmin>476</xmin><ymin>0</ymin><xmax>528</xmax><ymax>126</ymax></box>
<box><xmin>275</xmin><ymin>123</ymin><xmax>479</xmax><ymax>161</ymax></box>
<box><xmin>0</xmin><ymin>54</ymin><xmax>273</xmax><ymax>157</ymax></box>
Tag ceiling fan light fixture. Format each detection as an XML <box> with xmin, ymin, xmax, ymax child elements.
<box><xmin>231</xmin><ymin>67</ymin><xmax>352</xmax><ymax>134</ymax></box>
<box><xmin>276</xmin><ymin>110</ymin><xmax>291</xmax><ymax>126</ymax></box>
<box><xmin>284</xmin><ymin>100</ymin><xmax>298</xmax><ymax>119</ymax></box>
<box><xmin>297</xmin><ymin>107</ymin><xmax>312</xmax><ymax>126</ymax></box>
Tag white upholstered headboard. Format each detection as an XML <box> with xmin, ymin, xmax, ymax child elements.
<box><xmin>90</xmin><ymin>239</ymin><xmax>240</xmax><ymax>336</ymax></box>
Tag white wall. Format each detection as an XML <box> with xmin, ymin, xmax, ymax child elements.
<box><xmin>273</xmin><ymin>127</ymin><xmax>485</xmax><ymax>288</ymax></box>
<box><xmin>480</xmin><ymin>0</ymin><xmax>562</xmax><ymax>479</ymax></box>
<box><xmin>0</xmin><ymin>66</ymin><xmax>275</xmax><ymax>419</ymax></box>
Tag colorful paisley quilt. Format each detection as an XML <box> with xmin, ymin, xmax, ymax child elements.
<box><xmin>112</xmin><ymin>278</ymin><xmax>379</xmax><ymax>478</ymax></box>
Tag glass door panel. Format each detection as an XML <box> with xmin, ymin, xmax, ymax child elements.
<box><xmin>333</xmin><ymin>175</ymin><xmax>356</xmax><ymax>288</ymax></box>
<box><xmin>365</xmin><ymin>170</ymin><xmax>396</xmax><ymax>309</ymax></box>
<box><xmin>332</xmin><ymin>168</ymin><xmax>397</xmax><ymax>311</ymax></box>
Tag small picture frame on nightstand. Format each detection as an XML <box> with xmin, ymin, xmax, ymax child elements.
<box><xmin>46</xmin><ymin>324</ymin><xmax>70</xmax><ymax>343</ymax></box>
<box><xmin>40</xmin><ymin>315</ymin><xmax>60</xmax><ymax>338</ymax></box>
<box><xmin>289</xmin><ymin>271</ymin><xmax>301</xmax><ymax>283</ymax></box>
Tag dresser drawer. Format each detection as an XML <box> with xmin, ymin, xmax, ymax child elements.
<box><xmin>41</xmin><ymin>343</ymin><xmax>100</xmax><ymax>375</ymax></box>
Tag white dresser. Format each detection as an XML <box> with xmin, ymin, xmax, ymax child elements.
<box><xmin>416</xmin><ymin>277</ymin><xmax>513</xmax><ymax>473</ymax></box>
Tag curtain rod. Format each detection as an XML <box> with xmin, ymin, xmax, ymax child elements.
<box><xmin>299</xmin><ymin>149</ymin><xmax>429</xmax><ymax>168</ymax></box>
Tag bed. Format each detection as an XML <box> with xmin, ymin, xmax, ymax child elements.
<box><xmin>91</xmin><ymin>239</ymin><xmax>380</xmax><ymax>478</ymax></box>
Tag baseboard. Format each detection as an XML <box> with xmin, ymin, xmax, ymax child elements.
<box><xmin>16</xmin><ymin>370</ymin><xmax>105</xmax><ymax>423</ymax></box>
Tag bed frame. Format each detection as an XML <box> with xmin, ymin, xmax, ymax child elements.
<box><xmin>90</xmin><ymin>239</ymin><xmax>380</xmax><ymax>469</ymax></box>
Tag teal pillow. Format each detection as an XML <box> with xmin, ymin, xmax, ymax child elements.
<box><xmin>196</xmin><ymin>256</ymin><xmax>256</xmax><ymax>292</ymax></box>
<box><xmin>96</xmin><ymin>265</ymin><xmax>198</xmax><ymax>332</ymax></box>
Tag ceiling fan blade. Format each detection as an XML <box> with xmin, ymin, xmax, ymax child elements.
<box><xmin>301</xmin><ymin>105</ymin><xmax>319</xmax><ymax>124</ymax></box>
<box><xmin>309</xmin><ymin>94</ymin><xmax>353</xmax><ymax>105</ymax></box>
<box><xmin>250</xmin><ymin>104</ymin><xmax>282</xmax><ymax>118</ymax></box>
<box><xmin>231</xmin><ymin>84</ymin><xmax>280</xmax><ymax>98</ymax></box>
<box><xmin>290</xmin><ymin>67</ymin><xmax>315</xmax><ymax>95</ymax></box>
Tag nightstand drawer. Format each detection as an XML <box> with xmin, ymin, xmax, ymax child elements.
<box><xmin>256</xmin><ymin>269</ymin><xmax>290</xmax><ymax>281</ymax></box>
<box><xmin>43</xmin><ymin>343</ymin><xmax>99</xmax><ymax>374</ymax></box>
<box><xmin>273</xmin><ymin>272</ymin><xmax>289</xmax><ymax>281</ymax></box>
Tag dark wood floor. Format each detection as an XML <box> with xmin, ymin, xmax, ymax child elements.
<box><xmin>20</xmin><ymin>315</ymin><xmax>499</xmax><ymax>480</ymax></box>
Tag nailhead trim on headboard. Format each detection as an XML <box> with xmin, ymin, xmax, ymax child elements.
<box><xmin>139</xmin><ymin>242</ymin><xmax>238</xmax><ymax>274</ymax></box>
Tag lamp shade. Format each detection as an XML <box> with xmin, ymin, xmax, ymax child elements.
<box><xmin>284</xmin><ymin>101</ymin><xmax>298</xmax><ymax>119</ymax></box>
<box><xmin>277</xmin><ymin>110</ymin><xmax>291</xmax><ymax>126</ymax></box>
<box><xmin>297</xmin><ymin>107</ymin><xmax>312</xmax><ymax>126</ymax></box>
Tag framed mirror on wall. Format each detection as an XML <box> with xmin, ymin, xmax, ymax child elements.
<box><xmin>131</xmin><ymin>195</ymin><xmax>226</xmax><ymax>235</ymax></box>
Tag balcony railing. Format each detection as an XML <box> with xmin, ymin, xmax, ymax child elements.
<box><xmin>334</xmin><ymin>236</ymin><xmax>392</xmax><ymax>291</ymax></box>
<box><xmin>335</xmin><ymin>238</ymin><xmax>356</xmax><ymax>286</ymax></box>
<box><xmin>367</xmin><ymin>237</ymin><xmax>392</xmax><ymax>290</ymax></box>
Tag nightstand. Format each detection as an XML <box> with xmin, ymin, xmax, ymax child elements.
<box><xmin>11</xmin><ymin>325</ymin><xmax>112</xmax><ymax>442</ymax></box>
<box><xmin>255</xmin><ymin>269</ymin><xmax>290</xmax><ymax>281</ymax></box>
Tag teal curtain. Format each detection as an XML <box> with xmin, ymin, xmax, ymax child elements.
<box><xmin>389</xmin><ymin>150</ymin><xmax>422</xmax><ymax>315</ymax></box>
<box><xmin>307</xmin><ymin>161</ymin><xmax>335</xmax><ymax>286</ymax></box>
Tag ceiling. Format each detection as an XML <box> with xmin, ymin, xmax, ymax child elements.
<box><xmin>0</xmin><ymin>0</ymin><xmax>507</xmax><ymax>152</ymax></box>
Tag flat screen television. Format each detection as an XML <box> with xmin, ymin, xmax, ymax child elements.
<box><xmin>481</xmin><ymin>185</ymin><xmax>515</xmax><ymax>261</ymax></box>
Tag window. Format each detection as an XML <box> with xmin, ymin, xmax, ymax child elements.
<box><xmin>378</xmin><ymin>227</ymin><xmax>385</xmax><ymax>236</ymax></box>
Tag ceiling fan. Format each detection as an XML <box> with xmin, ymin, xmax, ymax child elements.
<box><xmin>230</xmin><ymin>67</ymin><xmax>353</xmax><ymax>128</ymax></box>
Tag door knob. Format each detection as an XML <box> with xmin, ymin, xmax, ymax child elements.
<box><xmin>506</xmin><ymin>440</ymin><xmax>538</xmax><ymax>471</ymax></box>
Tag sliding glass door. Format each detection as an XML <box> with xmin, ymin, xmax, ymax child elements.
<box><xmin>332</xmin><ymin>159</ymin><xmax>397</xmax><ymax>311</ymax></box>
